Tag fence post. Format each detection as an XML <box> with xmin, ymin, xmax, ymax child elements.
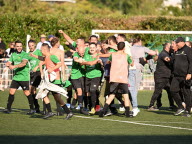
<box><xmin>26</xmin><ymin>35</ymin><xmax>31</xmax><ymax>53</ymax></box>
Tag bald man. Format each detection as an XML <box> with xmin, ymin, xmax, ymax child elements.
<box><xmin>70</xmin><ymin>46</ymin><xmax>89</xmax><ymax>115</ymax></box>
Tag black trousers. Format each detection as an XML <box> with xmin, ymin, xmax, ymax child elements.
<box><xmin>149</xmin><ymin>76</ymin><xmax>174</xmax><ymax>107</ymax></box>
<box><xmin>170</xmin><ymin>76</ymin><xmax>192</xmax><ymax>112</ymax></box>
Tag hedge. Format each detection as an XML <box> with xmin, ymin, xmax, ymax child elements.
<box><xmin>0</xmin><ymin>14</ymin><xmax>192</xmax><ymax>51</ymax></box>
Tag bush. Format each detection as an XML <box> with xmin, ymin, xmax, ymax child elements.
<box><xmin>0</xmin><ymin>14</ymin><xmax>192</xmax><ymax>51</ymax></box>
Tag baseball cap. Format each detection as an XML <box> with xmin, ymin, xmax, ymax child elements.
<box><xmin>175</xmin><ymin>37</ymin><xmax>185</xmax><ymax>43</ymax></box>
<box><xmin>40</xmin><ymin>34</ymin><xmax>46</xmax><ymax>38</ymax></box>
<box><xmin>48</xmin><ymin>35</ymin><xmax>54</xmax><ymax>39</ymax></box>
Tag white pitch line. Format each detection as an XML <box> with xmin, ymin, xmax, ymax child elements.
<box><xmin>132</xmin><ymin>121</ymin><xmax>192</xmax><ymax>125</ymax></box>
<box><xmin>74</xmin><ymin>115</ymin><xmax>192</xmax><ymax>131</ymax></box>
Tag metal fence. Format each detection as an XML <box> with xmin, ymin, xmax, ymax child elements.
<box><xmin>139</xmin><ymin>64</ymin><xmax>155</xmax><ymax>90</ymax></box>
<box><xmin>0</xmin><ymin>59</ymin><xmax>155</xmax><ymax>90</ymax></box>
<box><xmin>0</xmin><ymin>58</ymin><xmax>13</xmax><ymax>90</ymax></box>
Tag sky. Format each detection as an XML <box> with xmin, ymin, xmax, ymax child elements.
<box><xmin>166</xmin><ymin>0</ymin><xmax>182</xmax><ymax>5</ymax></box>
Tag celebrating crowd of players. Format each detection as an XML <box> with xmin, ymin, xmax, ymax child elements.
<box><xmin>1</xmin><ymin>30</ymin><xmax>192</xmax><ymax>119</ymax></box>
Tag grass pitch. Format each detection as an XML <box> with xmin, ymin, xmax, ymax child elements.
<box><xmin>0</xmin><ymin>90</ymin><xmax>192</xmax><ymax>144</ymax></box>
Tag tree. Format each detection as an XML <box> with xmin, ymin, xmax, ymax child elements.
<box><xmin>182</xmin><ymin>0</ymin><xmax>192</xmax><ymax>15</ymax></box>
<box><xmin>88</xmin><ymin>0</ymin><xmax>164</xmax><ymax>15</ymax></box>
<box><xmin>2</xmin><ymin>0</ymin><xmax>34</xmax><ymax>11</ymax></box>
<box><xmin>0</xmin><ymin>0</ymin><xmax>4</xmax><ymax>6</ymax></box>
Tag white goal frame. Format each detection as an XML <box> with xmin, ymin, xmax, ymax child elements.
<box><xmin>92</xmin><ymin>30</ymin><xmax>192</xmax><ymax>35</ymax></box>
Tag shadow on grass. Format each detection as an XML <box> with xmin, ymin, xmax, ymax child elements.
<box><xmin>138</xmin><ymin>105</ymin><xmax>149</xmax><ymax>109</ymax></box>
<box><xmin>0</xmin><ymin>108</ymin><xmax>29</xmax><ymax>113</ymax></box>
<box><xmin>139</xmin><ymin>105</ymin><xmax>175</xmax><ymax>115</ymax></box>
<box><xmin>148</xmin><ymin>110</ymin><xmax>173</xmax><ymax>115</ymax></box>
<box><xmin>0</xmin><ymin>135</ymin><xmax>192</xmax><ymax>144</ymax></box>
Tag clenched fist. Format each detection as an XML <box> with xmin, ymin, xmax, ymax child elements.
<box><xmin>58</xmin><ymin>30</ymin><xmax>64</xmax><ymax>34</ymax></box>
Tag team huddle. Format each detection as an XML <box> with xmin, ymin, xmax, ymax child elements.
<box><xmin>2</xmin><ymin>29</ymin><xmax>192</xmax><ymax>119</ymax></box>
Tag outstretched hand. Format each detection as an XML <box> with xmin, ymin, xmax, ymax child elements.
<box><xmin>186</xmin><ymin>74</ymin><xmax>192</xmax><ymax>80</ymax></box>
<box><xmin>9</xmin><ymin>65</ymin><xmax>15</xmax><ymax>70</ymax></box>
<box><xmin>58</xmin><ymin>30</ymin><xmax>64</xmax><ymax>34</ymax></box>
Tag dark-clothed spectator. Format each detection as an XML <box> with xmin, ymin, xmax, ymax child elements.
<box><xmin>170</xmin><ymin>37</ymin><xmax>192</xmax><ymax>117</ymax></box>
<box><xmin>6</xmin><ymin>42</ymin><xmax>15</xmax><ymax>58</ymax></box>
<box><xmin>0</xmin><ymin>37</ymin><xmax>6</xmax><ymax>50</ymax></box>
<box><xmin>148</xmin><ymin>43</ymin><xmax>176</xmax><ymax>111</ymax></box>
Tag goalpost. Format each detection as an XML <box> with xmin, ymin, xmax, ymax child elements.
<box><xmin>92</xmin><ymin>30</ymin><xmax>192</xmax><ymax>35</ymax></box>
<box><xmin>91</xmin><ymin>29</ymin><xmax>192</xmax><ymax>90</ymax></box>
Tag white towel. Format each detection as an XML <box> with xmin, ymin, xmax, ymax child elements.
<box><xmin>36</xmin><ymin>69</ymin><xmax>68</xmax><ymax>99</ymax></box>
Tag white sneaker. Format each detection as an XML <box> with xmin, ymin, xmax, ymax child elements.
<box><xmin>119</xmin><ymin>107</ymin><xmax>125</xmax><ymax>112</ymax></box>
<box><xmin>66</xmin><ymin>103</ymin><xmax>71</xmax><ymax>109</ymax></box>
<box><xmin>132</xmin><ymin>107</ymin><xmax>140</xmax><ymax>117</ymax></box>
<box><xmin>76</xmin><ymin>105</ymin><xmax>80</xmax><ymax>110</ymax></box>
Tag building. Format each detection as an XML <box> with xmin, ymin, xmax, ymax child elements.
<box><xmin>163</xmin><ymin>0</ymin><xmax>182</xmax><ymax>9</ymax></box>
<box><xmin>40</xmin><ymin>0</ymin><xmax>76</xmax><ymax>3</ymax></box>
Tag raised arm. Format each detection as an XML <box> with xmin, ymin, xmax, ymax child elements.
<box><xmin>58</xmin><ymin>30</ymin><xmax>74</xmax><ymax>44</ymax></box>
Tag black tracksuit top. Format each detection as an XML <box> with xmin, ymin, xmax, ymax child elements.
<box><xmin>155</xmin><ymin>50</ymin><xmax>171</xmax><ymax>78</ymax></box>
<box><xmin>173</xmin><ymin>45</ymin><xmax>192</xmax><ymax>77</ymax></box>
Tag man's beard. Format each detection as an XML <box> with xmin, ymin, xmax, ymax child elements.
<box><xmin>16</xmin><ymin>50</ymin><xmax>22</xmax><ymax>54</ymax></box>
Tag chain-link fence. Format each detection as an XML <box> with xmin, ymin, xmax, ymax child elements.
<box><xmin>0</xmin><ymin>59</ymin><xmax>155</xmax><ymax>90</ymax></box>
<box><xmin>139</xmin><ymin>64</ymin><xmax>155</xmax><ymax>90</ymax></box>
<box><xmin>0</xmin><ymin>58</ymin><xmax>13</xmax><ymax>90</ymax></box>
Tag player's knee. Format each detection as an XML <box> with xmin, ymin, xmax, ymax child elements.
<box><xmin>76</xmin><ymin>88</ymin><xmax>82</xmax><ymax>95</ymax></box>
<box><xmin>9</xmin><ymin>89</ymin><xmax>16</xmax><ymax>95</ymax></box>
<box><xmin>24</xmin><ymin>90</ymin><xmax>30</xmax><ymax>96</ymax></box>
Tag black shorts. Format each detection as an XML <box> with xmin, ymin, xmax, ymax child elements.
<box><xmin>110</xmin><ymin>82</ymin><xmax>128</xmax><ymax>94</ymax></box>
<box><xmin>85</xmin><ymin>77</ymin><xmax>101</xmax><ymax>92</ymax></box>
<box><xmin>30</xmin><ymin>71</ymin><xmax>41</xmax><ymax>87</ymax></box>
<box><xmin>10</xmin><ymin>80</ymin><xmax>30</xmax><ymax>90</ymax></box>
<box><xmin>71</xmin><ymin>77</ymin><xmax>85</xmax><ymax>91</ymax></box>
<box><xmin>104</xmin><ymin>77</ymin><xmax>110</xmax><ymax>96</ymax></box>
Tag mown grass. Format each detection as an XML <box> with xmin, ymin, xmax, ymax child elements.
<box><xmin>0</xmin><ymin>90</ymin><xmax>192</xmax><ymax>144</ymax></box>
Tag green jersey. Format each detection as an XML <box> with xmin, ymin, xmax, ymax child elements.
<box><xmin>71</xmin><ymin>52</ymin><xmax>84</xmax><ymax>79</ymax></box>
<box><xmin>49</xmin><ymin>55</ymin><xmax>62</xmax><ymax>85</ymax></box>
<box><xmin>9</xmin><ymin>51</ymin><xmax>30</xmax><ymax>81</ymax></box>
<box><xmin>72</xmin><ymin>41</ymin><xmax>77</xmax><ymax>48</ymax></box>
<box><xmin>83</xmin><ymin>53</ymin><xmax>102</xmax><ymax>78</ymax></box>
<box><xmin>50</xmin><ymin>55</ymin><xmax>60</xmax><ymax>63</ymax></box>
<box><xmin>84</xmin><ymin>47</ymin><xmax>90</xmax><ymax>55</ymax></box>
<box><xmin>109</xmin><ymin>48</ymin><xmax>117</xmax><ymax>53</ymax></box>
<box><xmin>109</xmin><ymin>53</ymin><xmax>132</xmax><ymax>64</ymax></box>
<box><xmin>28</xmin><ymin>49</ymin><xmax>42</xmax><ymax>71</ymax></box>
